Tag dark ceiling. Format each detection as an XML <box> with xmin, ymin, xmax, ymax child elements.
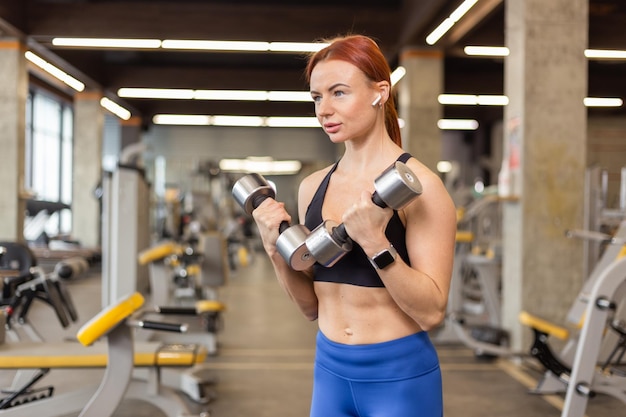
<box><xmin>1</xmin><ymin>0</ymin><xmax>625</xmax><ymax>128</ymax></box>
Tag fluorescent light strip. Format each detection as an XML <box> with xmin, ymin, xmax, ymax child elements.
<box><xmin>119</xmin><ymin>88</ymin><xmax>312</xmax><ymax>102</ymax></box>
<box><xmin>584</xmin><ymin>97</ymin><xmax>623</xmax><ymax>107</ymax></box>
<box><xmin>53</xmin><ymin>37</ymin><xmax>329</xmax><ymax>53</ymax></box>
<box><xmin>391</xmin><ymin>66</ymin><xmax>406</xmax><ymax>86</ymax></box>
<box><xmin>195</xmin><ymin>90</ymin><xmax>268</xmax><ymax>101</ymax></box>
<box><xmin>437</xmin><ymin>119</ymin><xmax>479</xmax><ymax>130</ymax></box>
<box><xmin>118</xmin><ymin>88</ymin><xmax>195</xmax><ymax>99</ymax></box>
<box><xmin>426</xmin><ymin>0</ymin><xmax>478</xmax><ymax>45</ymax></box>
<box><xmin>25</xmin><ymin>51</ymin><xmax>85</xmax><ymax>92</ymax></box>
<box><xmin>438</xmin><ymin>94</ymin><xmax>509</xmax><ymax>106</ymax></box>
<box><xmin>52</xmin><ymin>38</ymin><xmax>161</xmax><ymax>49</ymax></box>
<box><xmin>266</xmin><ymin>117</ymin><xmax>321</xmax><ymax>128</ymax></box>
<box><xmin>219</xmin><ymin>158</ymin><xmax>302</xmax><ymax>175</ymax></box>
<box><xmin>152</xmin><ymin>114</ymin><xmax>319</xmax><ymax>128</ymax></box>
<box><xmin>162</xmin><ymin>40</ymin><xmax>328</xmax><ymax>53</ymax></box>
<box><xmin>439</xmin><ymin>94</ymin><xmax>622</xmax><ymax>108</ymax></box>
<box><xmin>161</xmin><ymin>39</ymin><xmax>269</xmax><ymax>51</ymax></box>
<box><xmin>100</xmin><ymin>97</ymin><xmax>131</xmax><ymax>120</ymax></box>
<box><xmin>465</xmin><ymin>47</ymin><xmax>626</xmax><ymax>60</ymax></box>
<box><xmin>269</xmin><ymin>42</ymin><xmax>329</xmax><ymax>52</ymax></box>
<box><xmin>585</xmin><ymin>49</ymin><xmax>626</xmax><ymax>59</ymax></box>
<box><xmin>464</xmin><ymin>46</ymin><xmax>509</xmax><ymax>57</ymax></box>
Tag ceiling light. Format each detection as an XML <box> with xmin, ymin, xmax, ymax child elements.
<box><xmin>584</xmin><ymin>97</ymin><xmax>623</xmax><ymax>107</ymax></box>
<box><xmin>391</xmin><ymin>66</ymin><xmax>406</xmax><ymax>86</ymax></box>
<box><xmin>152</xmin><ymin>114</ymin><xmax>320</xmax><ymax>128</ymax></box>
<box><xmin>438</xmin><ymin>94</ymin><xmax>508</xmax><ymax>106</ymax></box>
<box><xmin>585</xmin><ymin>49</ymin><xmax>626</xmax><ymax>59</ymax></box>
<box><xmin>118</xmin><ymin>88</ymin><xmax>194</xmax><ymax>99</ymax></box>
<box><xmin>219</xmin><ymin>157</ymin><xmax>302</xmax><ymax>175</ymax></box>
<box><xmin>438</xmin><ymin>94</ymin><xmax>477</xmax><ymax>105</ymax></box>
<box><xmin>266</xmin><ymin>117</ymin><xmax>320</xmax><ymax>127</ymax></box>
<box><xmin>267</xmin><ymin>91</ymin><xmax>312</xmax><ymax>102</ymax></box>
<box><xmin>437</xmin><ymin>119</ymin><xmax>479</xmax><ymax>130</ymax></box>
<box><xmin>194</xmin><ymin>90</ymin><xmax>268</xmax><ymax>101</ymax></box>
<box><xmin>100</xmin><ymin>97</ymin><xmax>131</xmax><ymax>120</ymax></box>
<box><xmin>161</xmin><ymin>39</ymin><xmax>270</xmax><ymax>51</ymax></box>
<box><xmin>268</xmin><ymin>42</ymin><xmax>328</xmax><ymax>52</ymax></box>
<box><xmin>212</xmin><ymin>115</ymin><xmax>265</xmax><ymax>127</ymax></box>
<box><xmin>119</xmin><ymin>88</ymin><xmax>313</xmax><ymax>102</ymax></box>
<box><xmin>25</xmin><ymin>51</ymin><xmax>85</xmax><ymax>92</ymax></box>
<box><xmin>52</xmin><ymin>38</ymin><xmax>161</xmax><ymax>49</ymax></box>
<box><xmin>476</xmin><ymin>95</ymin><xmax>509</xmax><ymax>105</ymax></box>
<box><xmin>464</xmin><ymin>46</ymin><xmax>509</xmax><ymax>57</ymax></box>
<box><xmin>426</xmin><ymin>0</ymin><xmax>478</xmax><ymax>45</ymax></box>
<box><xmin>153</xmin><ymin>114</ymin><xmax>211</xmax><ymax>125</ymax></box>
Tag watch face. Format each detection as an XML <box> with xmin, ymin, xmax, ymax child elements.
<box><xmin>373</xmin><ymin>250</ymin><xmax>395</xmax><ymax>269</ymax></box>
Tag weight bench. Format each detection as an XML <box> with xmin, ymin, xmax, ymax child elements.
<box><xmin>0</xmin><ymin>292</ymin><xmax>209</xmax><ymax>417</ymax></box>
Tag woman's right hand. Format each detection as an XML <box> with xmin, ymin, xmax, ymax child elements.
<box><xmin>251</xmin><ymin>198</ymin><xmax>292</xmax><ymax>258</ymax></box>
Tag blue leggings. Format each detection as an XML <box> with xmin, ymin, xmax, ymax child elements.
<box><xmin>310</xmin><ymin>331</ymin><xmax>442</xmax><ymax>417</ymax></box>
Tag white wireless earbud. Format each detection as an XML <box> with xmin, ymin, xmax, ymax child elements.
<box><xmin>371</xmin><ymin>94</ymin><xmax>382</xmax><ymax>107</ymax></box>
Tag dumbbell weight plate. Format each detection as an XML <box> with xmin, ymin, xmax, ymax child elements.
<box><xmin>305</xmin><ymin>220</ymin><xmax>353</xmax><ymax>268</ymax></box>
<box><xmin>232</xmin><ymin>173</ymin><xmax>275</xmax><ymax>215</ymax></box>
<box><xmin>232</xmin><ymin>173</ymin><xmax>314</xmax><ymax>271</ymax></box>
<box><xmin>374</xmin><ymin>161</ymin><xmax>423</xmax><ymax>209</ymax></box>
<box><xmin>276</xmin><ymin>224</ymin><xmax>315</xmax><ymax>271</ymax></box>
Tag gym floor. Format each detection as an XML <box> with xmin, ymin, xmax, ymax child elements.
<box><xmin>4</xmin><ymin>255</ymin><xmax>625</xmax><ymax>417</ymax></box>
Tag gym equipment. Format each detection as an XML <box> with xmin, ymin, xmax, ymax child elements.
<box><xmin>53</xmin><ymin>256</ymin><xmax>90</xmax><ymax>280</ymax></box>
<box><xmin>561</xmin><ymin>249</ymin><xmax>626</xmax><ymax>417</ymax></box>
<box><xmin>137</xmin><ymin>239</ymin><xmax>225</xmax><ymax>403</ymax></box>
<box><xmin>0</xmin><ymin>292</ymin><xmax>209</xmax><ymax>416</ymax></box>
<box><xmin>232</xmin><ymin>173</ymin><xmax>314</xmax><ymax>270</ymax></box>
<box><xmin>304</xmin><ymin>160</ymin><xmax>422</xmax><ymax>269</ymax></box>
<box><xmin>518</xmin><ymin>220</ymin><xmax>626</xmax><ymax>417</ymax></box>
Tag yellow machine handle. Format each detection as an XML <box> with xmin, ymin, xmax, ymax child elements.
<box><xmin>138</xmin><ymin>242</ymin><xmax>182</xmax><ymax>265</ymax></box>
<box><xmin>518</xmin><ymin>311</ymin><xmax>570</xmax><ymax>340</ymax></box>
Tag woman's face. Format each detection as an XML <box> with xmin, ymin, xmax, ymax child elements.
<box><xmin>309</xmin><ymin>59</ymin><xmax>380</xmax><ymax>144</ymax></box>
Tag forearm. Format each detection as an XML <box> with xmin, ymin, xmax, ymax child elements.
<box><xmin>377</xmin><ymin>260</ymin><xmax>448</xmax><ymax>330</ymax></box>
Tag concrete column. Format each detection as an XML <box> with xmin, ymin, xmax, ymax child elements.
<box><xmin>0</xmin><ymin>38</ymin><xmax>27</xmax><ymax>241</ymax></box>
<box><xmin>502</xmin><ymin>0</ymin><xmax>588</xmax><ymax>350</ymax></box>
<box><xmin>73</xmin><ymin>90</ymin><xmax>104</xmax><ymax>248</ymax></box>
<box><xmin>398</xmin><ymin>48</ymin><xmax>443</xmax><ymax>172</ymax></box>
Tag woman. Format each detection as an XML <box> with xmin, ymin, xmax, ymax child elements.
<box><xmin>251</xmin><ymin>34</ymin><xmax>457</xmax><ymax>416</ymax></box>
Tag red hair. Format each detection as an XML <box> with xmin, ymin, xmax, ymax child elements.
<box><xmin>306</xmin><ymin>35</ymin><xmax>402</xmax><ymax>147</ymax></box>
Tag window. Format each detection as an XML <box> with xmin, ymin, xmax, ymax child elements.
<box><xmin>25</xmin><ymin>88</ymin><xmax>74</xmax><ymax>237</ymax></box>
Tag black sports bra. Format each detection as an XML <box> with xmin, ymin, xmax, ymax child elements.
<box><xmin>304</xmin><ymin>153</ymin><xmax>412</xmax><ymax>287</ymax></box>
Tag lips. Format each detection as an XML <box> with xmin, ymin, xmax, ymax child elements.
<box><xmin>323</xmin><ymin>122</ymin><xmax>341</xmax><ymax>134</ymax></box>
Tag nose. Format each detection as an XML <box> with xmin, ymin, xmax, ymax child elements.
<box><xmin>316</xmin><ymin>96</ymin><xmax>332</xmax><ymax>117</ymax></box>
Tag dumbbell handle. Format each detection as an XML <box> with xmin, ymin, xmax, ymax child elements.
<box><xmin>250</xmin><ymin>193</ymin><xmax>290</xmax><ymax>233</ymax></box>
<box><xmin>331</xmin><ymin>191</ymin><xmax>388</xmax><ymax>245</ymax></box>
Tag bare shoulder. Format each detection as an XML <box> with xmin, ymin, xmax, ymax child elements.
<box><xmin>297</xmin><ymin>164</ymin><xmax>335</xmax><ymax>220</ymax></box>
<box><xmin>403</xmin><ymin>157</ymin><xmax>456</xmax><ymax>219</ymax></box>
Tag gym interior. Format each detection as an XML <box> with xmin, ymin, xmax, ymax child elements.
<box><xmin>0</xmin><ymin>1</ymin><xmax>625</xmax><ymax>416</ymax></box>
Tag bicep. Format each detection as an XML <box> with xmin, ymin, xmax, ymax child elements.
<box><xmin>404</xmin><ymin>177</ymin><xmax>457</xmax><ymax>291</ymax></box>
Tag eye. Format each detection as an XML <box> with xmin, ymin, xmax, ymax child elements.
<box><xmin>333</xmin><ymin>90</ymin><xmax>345</xmax><ymax>97</ymax></box>
<box><xmin>311</xmin><ymin>94</ymin><xmax>321</xmax><ymax>103</ymax></box>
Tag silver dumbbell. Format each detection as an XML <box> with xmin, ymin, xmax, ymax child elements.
<box><xmin>304</xmin><ymin>161</ymin><xmax>422</xmax><ymax>269</ymax></box>
<box><xmin>232</xmin><ymin>173</ymin><xmax>314</xmax><ymax>270</ymax></box>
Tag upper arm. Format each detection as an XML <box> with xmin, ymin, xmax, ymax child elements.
<box><xmin>403</xmin><ymin>162</ymin><xmax>457</xmax><ymax>295</ymax></box>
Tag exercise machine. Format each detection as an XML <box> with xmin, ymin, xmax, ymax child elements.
<box><xmin>0</xmin><ymin>291</ymin><xmax>210</xmax><ymax>416</ymax></box>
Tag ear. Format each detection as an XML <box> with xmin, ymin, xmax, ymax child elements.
<box><xmin>374</xmin><ymin>81</ymin><xmax>391</xmax><ymax>106</ymax></box>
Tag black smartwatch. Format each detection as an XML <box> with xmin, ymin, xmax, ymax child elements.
<box><xmin>368</xmin><ymin>244</ymin><xmax>397</xmax><ymax>270</ymax></box>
